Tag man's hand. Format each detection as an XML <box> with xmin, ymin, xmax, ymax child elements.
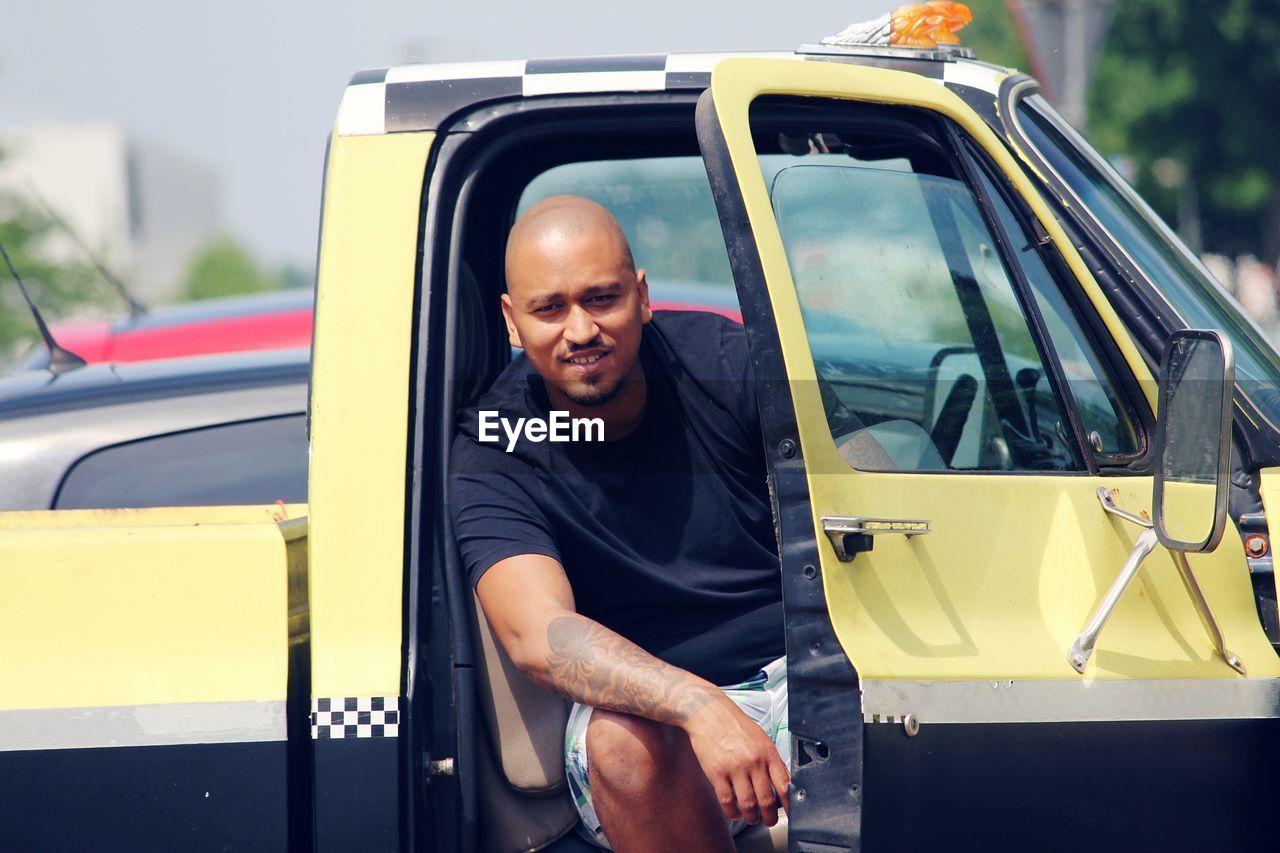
<box><xmin>681</xmin><ymin>695</ymin><xmax>791</xmax><ymax>827</ymax></box>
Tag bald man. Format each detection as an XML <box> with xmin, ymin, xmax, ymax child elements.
<box><xmin>450</xmin><ymin>196</ymin><xmax>789</xmax><ymax>851</ymax></box>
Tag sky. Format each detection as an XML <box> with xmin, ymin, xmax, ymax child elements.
<box><xmin>0</xmin><ymin>0</ymin><xmax>884</xmax><ymax>269</ymax></box>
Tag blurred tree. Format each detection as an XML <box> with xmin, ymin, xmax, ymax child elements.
<box><xmin>964</xmin><ymin>0</ymin><xmax>1030</xmax><ymax>70</ymax></box>
<box><xmin>278</xmin><ymin>264</ymin><xmax>314</xmax><ymax>291</ymax></box>
<box><xmin>1087</xmin><ymin>1</ymin><xmax>1280</xmax><ymax>262</ymax></box>
<box><xmin>0</xmin><ymin>159</ymin><xmax>99</xmax><ymax>363</ymax></box>
<box><xmin>180</xmin><ymin>236</ymin><xmax>284</xmax><ymax>302</ymax></box>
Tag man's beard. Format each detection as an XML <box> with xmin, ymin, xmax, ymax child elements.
<box><xmin>563</xmin><ymin>377</ymin><xmax>624</xmax><ymax>408</ymax></box>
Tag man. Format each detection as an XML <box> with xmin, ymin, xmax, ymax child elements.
<box><xmin>450</xmin><ymin>195</ymin><xmax>788</xmax><ymax>851</ymax></box>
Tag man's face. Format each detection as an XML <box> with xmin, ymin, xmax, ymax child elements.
<box><xmin>502</xmin><ymin>227</ymin><xmax>651</xmax><ymax>408</ymax></box>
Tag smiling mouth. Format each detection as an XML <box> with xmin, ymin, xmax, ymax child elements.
<box><xmin>563</xmin><ymin>350</ymin><xmax>610</xmax><ymax>367</ymax></box>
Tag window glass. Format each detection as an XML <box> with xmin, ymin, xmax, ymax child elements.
<box><xmin>54</xmin><ymin>414</ymin><xmax>307</xmax><ymax>509</ymax></box>
<box><xmin>755</xmin><ymin>104</ymin><xmax>1082</xmax><ymax>472</ymax></box>
<box><xmin>519</xmin><ymin>158</ymin><xmax>741</xmax><ymax>320</ymax></box>
<box><xmin>1016</xmin><ymin>95</ymin><xmax>1280</xmax><ymax>431</ymax></box>
<box><xmin>971</xmin><ymin>161</ymin><xmax>1143</xmax><ymax>458</ymax></box>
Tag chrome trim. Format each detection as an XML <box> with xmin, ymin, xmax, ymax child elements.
<box><xmin>1173</xmin><ymin>551</ymin><xmax>1246</xmax><ymax>676</ymax></box>
<box><xmin>1080</xmin><ymin>484</ymin><xmax>1245</xmax><ymax>675</ymax></box>
<box><xmin>0</xmin><ymin>700</ymin><xmax>287</xmax><ymax>752</ymax></box>
<box><xmin>1097</xmin><ymin>486</ymin><xmax>1152</xmax><ymax>529</ymax></box>
<box><xmin>821</xmin><ymin>515</ymin><xmax>931</xmax><ymax>562</ymax></box>
<box><xmin>796</xmin><ymin>42</ymin><xmax>975</xmax><ymax>63</ymax></box>
<box><xmin>1068</xmin><ymin>527</ymin><xmax>1160</xmax><ymax>673</ymax></box>
<box><xmin>861</xmin><ymin>678</ymin><xmax>1280</xmax><ymax>724</ymax></box>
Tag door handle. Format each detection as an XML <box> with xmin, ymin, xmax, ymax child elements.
<box><xmin>821</xmin><ymin>516</ymin><xmax>931</xmax><ymax>562</ymax></box>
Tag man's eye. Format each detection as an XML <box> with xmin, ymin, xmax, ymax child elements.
<box><xmin>587</xmin><ymin>294</ymin><xmax>618</xmax><ymax>305</ymax></box>
<box><xmin>532</xmin><ymin>304</ymin><xmax>561</xmax><ymax>314</ymax></box>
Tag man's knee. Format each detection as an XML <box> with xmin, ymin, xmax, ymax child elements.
<box><xmin>586</xmin><ymin>711</ymin><xmax>688</xmax><ymax>796</ymax></box>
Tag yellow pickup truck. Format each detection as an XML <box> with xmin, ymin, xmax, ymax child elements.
<box><xmin>4</xmin><ymin>27</ymin><xmax>1279</xmax><ymax>853</ymax></box>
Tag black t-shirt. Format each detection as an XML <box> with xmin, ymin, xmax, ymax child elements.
<box><xmin>449</xmin><ymin>311</ymin><xmax>784</xmax><ymax>685</ymax></box>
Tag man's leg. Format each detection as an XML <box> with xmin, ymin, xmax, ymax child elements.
<box><xmin>586</xmin><ymin>709</ymin><xmax>735</xmax><ymax>853</ymax></box>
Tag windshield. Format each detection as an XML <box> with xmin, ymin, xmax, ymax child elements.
<box><xmin>1013</xmin><ymin>93</ymin><xmax>1280</xmax><ymax>431</ymax></box>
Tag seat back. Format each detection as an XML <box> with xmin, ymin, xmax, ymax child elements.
<box><xmin>471</xmin><ymin>595</ymin><xmax>577</xmax><ymax>852</ymax></box>
<box><xmin>471</xmin><ymin>594</ymin><xmax>571</xmax><ymax>792</ymax></box>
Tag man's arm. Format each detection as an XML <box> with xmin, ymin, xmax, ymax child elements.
<box><xmin>477</xmin><ymin>553</ymin><xmax>790</xmax><ymax>823</ymax></box>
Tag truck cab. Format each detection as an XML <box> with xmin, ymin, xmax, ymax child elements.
<box><xmin>3</xmin><ymin>37</ymin><xmax>1279</xmax><ymax>853</ymax></box>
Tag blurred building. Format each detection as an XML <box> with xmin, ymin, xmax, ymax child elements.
<box><xmin>0</xmin><ymin>122</ymin><xmax>222</xmax><ymax>302</ymax></box>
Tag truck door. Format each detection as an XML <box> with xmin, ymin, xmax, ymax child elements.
<box><xmin>697</xmin><ymin>58</ymin><xmax>1280</xmax><ymax>851</ymax></box>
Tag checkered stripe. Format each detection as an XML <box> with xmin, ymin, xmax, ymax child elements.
<box><xmin>336</xmin><ymin>51</ymin><xmax>1005</xmax><ymax>138</ymax></box>
<box><xmin>337</xmin><ymin>52</ymin><xmax>800</xmax><ymax>136</ymax></box>
<box><xmin>311</xmin><ymin>696</ymin><xmax>400</xmax><ymax>739</ymax></box>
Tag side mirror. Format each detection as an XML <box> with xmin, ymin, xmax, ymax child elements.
<box><xmin>1069</xmin><ymin>329</ymin><xmax>1244</xmax><ymax>675</ymax></box>
<box><xmin>1153</xmin><ymin>329</ymin><xmax>1234</xmax><ymax>553</ymax></box>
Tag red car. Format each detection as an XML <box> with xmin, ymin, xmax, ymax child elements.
<box><xmin>20</xmin><ymin>288</ymin><xmax>316</xmax><ymax>370</ymax></box>
<box><xmin>20</xmin><ymin>282</ymin><xmax>740</xmax><ymax>371</ymax></box>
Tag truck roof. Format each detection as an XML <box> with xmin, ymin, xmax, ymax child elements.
<box><xmin>336</xmin><ymin>47</ymin><xmax>1013</xmax><ymax>137</ymax></box>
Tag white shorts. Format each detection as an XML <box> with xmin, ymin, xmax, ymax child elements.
<box><xmin>563</xmin><ymin>655</ymin><xmax>790</xmax><ymax>850</ymax></box>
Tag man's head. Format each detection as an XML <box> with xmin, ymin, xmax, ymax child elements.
<box><xmin>502</xmin><ymin>195</ymin><xmax>652</xmax><ymax>409</ymax></box>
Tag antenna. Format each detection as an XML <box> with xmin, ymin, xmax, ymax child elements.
<box><xmin>21</xmin><ymin>179</ymin><xmax>148</xmax><ymax>319</ymax></box>
<box><xmin>0</xmin><ymin>239</ymin><xmax>88</xmax><ymax>376</ymax></box>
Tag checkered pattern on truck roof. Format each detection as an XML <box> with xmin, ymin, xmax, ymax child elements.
<box><xmin>335</xmin><ymin>51</ymin><xmax>1006</xmax><ymax>136</ymax></box>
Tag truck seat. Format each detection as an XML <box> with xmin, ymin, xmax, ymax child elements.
<box><xmin>469</xmin><ymin>595</ymin><xmax>787</xmax><ymax>853</ymax></box>
<box><xmin>471</xmin><ymin>594</ymin><xmax>578</xmax><ymax>852</ymax></box>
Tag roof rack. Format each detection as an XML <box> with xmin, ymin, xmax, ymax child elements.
<box><xmin>797</xmin><ymin>42</ymin><xmax>975</xmax><ymax>62</ymax></box>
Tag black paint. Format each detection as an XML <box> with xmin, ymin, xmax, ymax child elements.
<box><xmin>349</xmin><ymin>68</ymin><xmax>389</xmax><ymax>86</ymax></box>
<box><xmin>0</xmin><ymin>740</ymin><xmax>289</xmax><ymax>852</ymax></box>
<box><xmin>313</xmin><ymin>736</ymin><xmax>399</xmax><ymax>853</ymax></box>
<box><xmin>385</xmin><ymin>78</ymin><xmax>523</xmax><ymax>134</ymax></box>
<box><xmin>525</xmin><ymin>55</ymin><xmax>667</xmax><ymax>75</ymax></box>
<box><xmin>862</xmin><ymin>717</ymin><xmax>1280</xmax><ymax>851</ymax></box>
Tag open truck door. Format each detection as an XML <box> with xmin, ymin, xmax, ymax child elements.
<box><xmin>697</xmin><ymin>57</ymin><xmax>1280</xmax><ymax>850</ymax></box>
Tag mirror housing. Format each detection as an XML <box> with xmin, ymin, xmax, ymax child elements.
<box><xmin>1152</xmin><ymin>330</ymin><xmax>1234</xmax><ymax>553</ymax></box>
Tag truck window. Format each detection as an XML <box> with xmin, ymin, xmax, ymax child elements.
<box><xmin>969</xmin><ymin>158</ymin><xmax>1144</xmax><ymax>460</ymax></box>
<box><xmin>519</xmin><ymin>157</ymin><xmax>741</xmax><ymax>317</ymax></box>
<box><xmin>53</xmin><ymin>414</ymin><xmax>308</xmax><ymax>509</ymax></box>
<box><xmin>753</xmin><ymin>100</ymin><xmax>1083</xmax><ymax>472</ymax></box>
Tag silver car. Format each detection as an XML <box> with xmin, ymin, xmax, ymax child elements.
<box><xmin>0</xmin><ymin>348</ymin><xmax>309</xmax><ymax>511</ymax></box>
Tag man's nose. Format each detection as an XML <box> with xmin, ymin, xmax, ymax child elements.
<box><xmin>563</xmin><ymin>304</ymin><xmax>600</xmax><ymax>345</ymax></box>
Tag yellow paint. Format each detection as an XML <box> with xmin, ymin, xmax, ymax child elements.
<box><xmin>1257</xmin><ymin>468</ymin><xmax>1280</xmax><ymax>628</ymax></box>
<box><xmin>0</xmin><ymin>512</ymin><xmax>291</xmax><ymax>710</ymax></box>
<box><xmin>0</xmin><ymin>504</ymin><xmax>306</xmax><ymax>530</ymax></box>
<box><xmin>708</xmin><ymin>58</ymin><xmax>1278</xmax><ymax>681</ymax></box>
<box><xmin>309</xmin><ymin>129</ymin><xmax>435</xmax><ymax>698</ymax></box>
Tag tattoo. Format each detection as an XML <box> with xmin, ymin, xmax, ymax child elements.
<box><xmin>544</xmin><ymin>615</ymin><xmax>716</xmax><ymax>724</ymax></box>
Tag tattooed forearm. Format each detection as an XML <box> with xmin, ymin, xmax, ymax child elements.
<box><xmin>543</xmin><ymin>615</ymin><xmax>717</xmax><ymax>725</ymax></box>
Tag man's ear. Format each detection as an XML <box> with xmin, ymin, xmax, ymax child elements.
<box><xmin>636</xmin><ymin>268</ymin><xmax>653</xmax><ymax>324</ymax></box>
<box><xmin>500</xmin><ymin>293</ymin><xmax>524</xmax><ymax>349</ymax></box>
